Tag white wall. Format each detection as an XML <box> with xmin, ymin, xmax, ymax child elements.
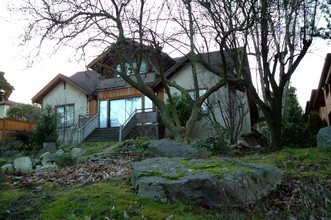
<box><xmin>0</xmin><ymin>105</ymin><xmax>10</xmax><ymax>118</ymax></box>
<box><xmin>166</xmin><ymin>63</ymin><xmax>251</xmax><ymax>142</ymax></box>
<box><xmin>43</xmin><ymin>81</ymin><xmax>88</xmax><ymax>142</ymax></box>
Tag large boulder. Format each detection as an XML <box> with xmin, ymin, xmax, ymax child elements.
<box><xmin>317</xmin><ymin>126</ymin><xmax>331</xmax><ymax>148</ymax></box>
<box><xmin>132</xmin><ymin>157</ymin><xmax>283</xmax><ymax>208</ymax></box>
<box><xmin>148</xmin><ymin>139</ymin><xmax>211</xmax><ymax>159</ymax></box>
<box><xmin>13</xmin><ymin>157</ymin><xmax>33</xmax><ymax>173</ymax></box>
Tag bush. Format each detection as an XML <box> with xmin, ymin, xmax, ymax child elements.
<box><xmin>116</xmin><ymin>138</ymin><xmax>150</xmax><ymax>152</ymax></box>
<box><xmin>31</xmin><ymin>105</ymin><xmax>59</xmax><ymax>151</ymax></box>
<box><xmin>192</xmin><ymin>137</ymin><xmax>230</xmax><ymax>155</ymax></box>
<box><xmin>165</xmin><ymin>93</ymin><xmax>193</xmax><ymax>126</ymax></box>
<box><xmin>54</xmin><ymin>153</ymin><xmax>77</xmax><ymax>167</ymax></box>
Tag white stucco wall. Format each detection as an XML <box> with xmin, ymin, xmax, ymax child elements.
<box><xmin>0</xmin><ymin>105</ymin><xmax>10</xmax><ymax>118</ymax></box>
<box><xmin>166</xmin><ymin>63</ymin><xmax>251</xmax><ymax>142</ymax></box>
<box><xmin>42</xmin><ymin>81</ymin><xmax>88</xmax><ymax>142</ymax></box>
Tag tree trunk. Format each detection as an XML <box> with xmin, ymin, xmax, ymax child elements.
<box><xmin>266</xmin><ymin>115</ymin><xmax>282</xmax><ymax>150</ymax></box>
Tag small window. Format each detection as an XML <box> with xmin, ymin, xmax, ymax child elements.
<box><xmin>116</xmin><ymin>61</ymin><xmax>147</xmax><ymax>77</ymax></box>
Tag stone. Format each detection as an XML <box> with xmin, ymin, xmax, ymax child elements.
<box><xmin>1</xmin><ymin>164</ymin><xmax>14</xmax><ymax>174</ymax></box>
<box><xmin>35</xmin><ymin>162</ymin><xmax>58</xmax><ymax>171</ymax></box>
<box><xmin>38</xmin><ymin>142</ymin><xmax>57</xmax><ymax>156</ymax></box>
<box><xmin>317</xmin><ymin>126</ymin><xmax>331</xmax><ymax>148</ymax></box>
<box><xmin>71</xmin><ymin>147</ymin><xmax>84</xmax><ymax>159</ymax></box>
<box><xmin>55</xmin><ymin>149</ymin><xmax>65</xmax><ymax>157</ymax></box>
<box><xmin>132</xmin><ymin>157</ymin><xmax>283</xmax><ymax>208</ymax></box>
<box><xmin>238</xmin><ymin>140</ymin><xmax>251</xmax><ymax>148</ymax></box>
<box><xmin>13</xmin><ymin>157</ymin><xmax>33</xmax><ymax>173</ymax></box>
<box><xmin>148</xmin><ymin>139</ymin><xmax>211</xmax><ymax>159</ymax></box>
<box><xmin>40</xmin><ymin>152</ymin><xmax>54</xmax><ymax>165</ymax></box>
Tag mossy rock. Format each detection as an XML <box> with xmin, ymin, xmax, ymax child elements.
<box><xmin>132</xmin><ymin>157</ymin><xmax>283</xmax><ymax>208</ymax></box>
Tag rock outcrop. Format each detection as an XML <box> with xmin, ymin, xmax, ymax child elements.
<box><xmin>132</xmin><ymin>157</ymin><xmax>283</xmax><ymax>208</ymax></box>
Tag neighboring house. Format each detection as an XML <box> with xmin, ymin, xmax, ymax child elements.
<box><xmin>0</xmin><ymin>100</ymin><xmax>18</xmax><ymax>118</ymax></box>
<box><xmin>305</xmin><ymin>53</ymin><xmax>331</xmax><ymax>125</ymax></box>
<box><xmin>32</xmin><ymin>40</ymin><xmax>257</xmax><ymax>143</ymax></box>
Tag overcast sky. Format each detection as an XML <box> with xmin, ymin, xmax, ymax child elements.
<box><xmin>0</xmin><ymin>1</ymin><xmax>330</xmax><ymax>109</ymax></box>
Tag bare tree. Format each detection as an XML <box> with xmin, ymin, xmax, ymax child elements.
<box><xmin>196</xmin><ymin>0</ymin><xmax>324</xmax><ymax>149</ymax></box>
<box><xmin>18</xmin><ymin>0</ymin><xmax>242</xmax><ymax>143</ymax></box>
<box><xmin>205</xmin><ymin>84</ymin><xmax>249</xmax><ymax>145</ymax></box>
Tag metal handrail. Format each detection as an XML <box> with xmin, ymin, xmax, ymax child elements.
<box><xmin>119</xmin><ymin>108</ymin><xmax>157</xmax><ymax>141</ymax></box>
<box><xmin>77</xmin><ymin>113</ymin><xmax>99</xmax><ymax>142</ymax></box>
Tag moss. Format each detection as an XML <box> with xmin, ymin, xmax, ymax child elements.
<box><xmin>138</xmin><ymin>169</ymin><xmax>187</xmax><ymax>180</ymax></box>
<box><xmin>177</xmin><ymin>158</ymin><xmax>261</xmax><ymax>179</ymax></box>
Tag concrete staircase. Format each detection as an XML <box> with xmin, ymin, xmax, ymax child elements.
<box><xmin>84</xmin><ymin>127</ymin><xmax>120</xmax><ymax>142</ymax></box>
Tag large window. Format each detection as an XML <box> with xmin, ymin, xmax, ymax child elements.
<box><xmin>56</xmin><ymin>104</ymin><xmax>74</xmax><ymax>128</ymax></box>
<box><xmin>110</xmin><ymin>97</ymin><xmax>142</xmax><ymax>127</ymax></box>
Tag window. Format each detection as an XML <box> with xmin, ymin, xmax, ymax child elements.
<box><xmin>56</xmin><ymin>105</ymin><xmax>74</xmax><ymax>128</ymax></box>
<box><xmin>144</xmin><ymin>96</ymin><xmax>153</xmax><ymax>112</ymax></box>
<box><xmin>116</xmin><ymin>61</ymin><xmax>147</xmax><ymax>77</ymax></box>
<box><xmin>109</xmin><ymin>97</ymin><xmax>142</xmax><ymax>127</ymax></box>
<box><xmin>188</xmin><ymin>89</ymin><xmax>208</xmax><ymax>115</ymax></box>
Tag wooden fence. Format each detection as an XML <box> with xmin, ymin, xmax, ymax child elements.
<box><xmin>0</xmin><ymin>118</ymin><xmax>36</xmax><ymax>141</ymax></box>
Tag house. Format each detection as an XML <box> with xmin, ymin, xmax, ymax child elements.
<box><xmin>32</xmin><ymin>40</ymin><xmax>256</xmax><ymax>143</ymax></box>
<box><xmin>0</xmin><ymin>100</ymin><xmax>18</xmax><ymax>118</ymax></box>
<box><xmin>305</xmin><ymin>53</ymin><xmax>331</xmax><ymax>125</ymax></box>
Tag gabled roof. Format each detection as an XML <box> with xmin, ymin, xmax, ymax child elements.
<box><xmin>152</xmin><ymin>50</ymin><xmax>239</xmax><ymax>89</ymax></box>
<box><xmin>87</xmin><ymin>39</ymin><xmax>176</xmax><ymax>74</ymax></box>
<box><xmin>32</xmin><ymin>70</ymin><xmax>101</xmax><ymax>104</ymax></box>
<box><xmin>0</xmin><ymin>100</ymin><xmax>19</xmax><ymax>106</ymax></box>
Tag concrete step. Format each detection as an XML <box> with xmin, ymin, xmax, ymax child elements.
<box><xmin>84</xmin><ymin>127</ymin><xmax>120</xmax><ymax>142</ymax></box>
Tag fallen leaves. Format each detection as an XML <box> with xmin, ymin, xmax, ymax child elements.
<box><xmin>11</xmin><ymin>159</ymin><xmax>135</xmax><ymax>187</ymax></box>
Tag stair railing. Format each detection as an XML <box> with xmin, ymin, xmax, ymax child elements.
<box><xmin>119</xmin><ymin>109</ymin><xmax>139</xmax><ymax>141</ymax></box>
<box><xmin>77</xmin><ymin>113</ymin><xmax>99</xmax><ymax>142</ymax></box>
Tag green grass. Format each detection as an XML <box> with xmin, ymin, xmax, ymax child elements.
<box><xmin>1</xmin><ymin>142</ymin><xmax>331</xmax><ymax>219</ymax></box>
<box><xmin>242</xmin><ymin>147</ymin><xmax>331</xmax><ymax>179</ymax></box>
<box><xmin>1</xmin><ymin>179</ymin><xmax>249</xmax><ymax>219</ymax></box>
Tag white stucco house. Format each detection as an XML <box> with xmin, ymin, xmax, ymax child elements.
<box><xmin>32</xmin><ymin>40</ymin><xmax>257</xmax><ymax>143</ymax></box>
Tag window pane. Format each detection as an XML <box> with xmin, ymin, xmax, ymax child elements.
<box><xmin>139</xmin><ymin>61</ymin><xmax>147</xmax><ymax>74</ymax></box>
<box><xmin>56</xmin><ymin>106</ymin><xmax>65</xmax><ymax>128</ymax></box>
<box><xmin>110</xmin><ymin>99</ymin><xmax>126</xmax><ymax>127</ymax></box>
<box><xmin>66</xmin><ymin>105</ymin><xmax>74</xmax><ymax>127</ymax></box>
<box><xmin>125</xmin><ymin>97</ymin><xmax>142</xmax><ymax>119</ymax></box>
<box><xmin>144</xmin><ymin>96</ymin><xmax>153</xmax><ymax>111</ymax></box>
<box><xmin>100</xmin><ymin>101</ymin><xmax>108</xmax><ymax>128</ymax></box>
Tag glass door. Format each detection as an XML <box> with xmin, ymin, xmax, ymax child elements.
<box><xmin>99</xmin><ymin>100</ymin><xmax>108</xmax><ymax>128</ymax></box>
